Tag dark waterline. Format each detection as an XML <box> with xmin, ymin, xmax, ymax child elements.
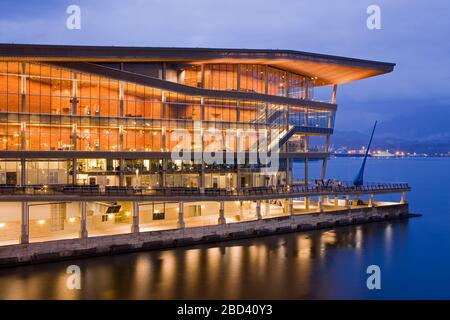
<box><xmin>0</xmin><ymin>157</ymin><xmax>449</xmax><ymax>299</ymax></box>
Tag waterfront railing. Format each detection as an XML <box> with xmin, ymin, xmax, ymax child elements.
<box><xmin>0</xmin><ymin>181</ymin><xmax>411</xmax><ymax>198</ymax></box>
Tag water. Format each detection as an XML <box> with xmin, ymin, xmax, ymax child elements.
<box><xmin>0</xmin><ymin>157</ymin><xmax>449</xmax><ymax>299</ymax></box>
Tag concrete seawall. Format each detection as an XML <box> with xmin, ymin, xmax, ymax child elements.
<box><xmin>0</xmin><ymin>203</ymin><xmax>410</xmax><ymax>267</ymax></box>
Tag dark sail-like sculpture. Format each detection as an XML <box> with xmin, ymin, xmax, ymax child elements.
<box><xmin>353</xmin><ymin>121</ymin><xmax>377</xmax><ymax>186</ymax></box>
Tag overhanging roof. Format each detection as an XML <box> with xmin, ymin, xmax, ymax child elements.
<box><xmin>0</xmin><ymin>43</ymin><xmax>395</xmax><ymax>86</ymax></box>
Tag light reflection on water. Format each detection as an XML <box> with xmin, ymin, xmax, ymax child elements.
<box><xmin>0</xmin><ymin>221</ymin><xmax>407</xmax><ymax>300</ymax></box>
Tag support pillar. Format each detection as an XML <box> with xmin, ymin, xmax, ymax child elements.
<box><xmin>334</xmin><ymin>195</ymin><xmax>339</xmax><ymax>208</ymax></box>
<box><xmin>218</xmin><ymin>201</ymin><xmax>226</xmax><ymax>225</ymax></box>
<box><xmin>369</xmin><ymin>194</ymin><xmax>375</xmax><ymax>208</ymax></box>
<box><xmin>317</xmin><ymin>196</ymin><xmax>324</xmax><ymax>213</ymax></box>
<box><xmin>331</xmin><ymin>84</ymin><xmax>338</xmax><ymax>104</ymax></box>
<box><xmin>119</xmin><ymin>158</ymin><xmax>125</xmax><ymax>187</ymax></box>
<box><xmin>256</xmin><ymin>200</ymin><xmax>262</xmax><ymax>220</ymax></box>
<box><xmin>200</xmin><ymin>163</ymin><xmax>205</xmax><ymax>193</ymax></box>
<box><xmin>72</xmin><ymin>158</ymin><xmax>77</xmax><ymax>185</ymax></box>
<box><xmin>285</xmin><ymin>158</ymin><xmax>291</xmax><ymax>186</ymax></box>
<box><xmin>287</xmin><ymin>198</ymin><xmax>294</xmax><ymax>216</ymax></box>
<box><xmin>20</xmin><ymin>202</ymin><xmax>29</xmax><ymax>244</ymax></box>
<box><xmin>132</xmin><ymin>202</ymin><xmax>140</xmax><ymax>234</ymax></box>
<box><xmin>178</xmin><ymin>202</ymin><xmax>185</xmax><ymax>229</ymax></box>
<box><xmin>21</xmin><ymin>63</ymin><xmax>26</xmax><ymax>112</ymax></box>
<box><xmin>162</xmin><ymin>159</ymin><xmax>167</xmax><ymax>188</ymax></box>
<box><xmin>345</xmin><ymin>195</ymin><xmax>350</xmax><ymax>209</ymax></box>
<box><xmin>80</xmin><ymin>201</ymin><xmax>88</xmax><ymax>239</ymax></box>
<box><xmin>305</xmin><ymin>196</ymin><xmax>310</xmax><ymax>210</ymax></box>
<box><xmin>237</xmin><ymin>166</ymin><xmax>241</xmax><ymax>190</ymax></box>
<box><xmin>20</xmin><ymin>158</ymin><xmax>26</xmax><ymax>187</ymax></box>
<box><xmin>400</xmin><ymin>192</ymin><xmax>406</xmax><ymax>204</ymax></box>
<box><xmin>119</xmin><ymin>81</ymin><xmax>124</xmax><ymax>117</ymax></box>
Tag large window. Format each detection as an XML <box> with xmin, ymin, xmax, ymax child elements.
<box><xmin>0</xmin><ymin>62</ymin><xmax>21</xmax><ymax>113</ymax></box>
<box><xmin>204</xmin><ymin>64</ymin><xmax>237</xmax><ymax>91</ymax></box>
<box><xmin>267</xmin><ymin>67</ymin><xmax>287</xmax><ymax>97</ymax></box>
<box><xmin>239</xmin><ymin>64</ymin><xmax>265</xmax><ymax>94</ymax></box>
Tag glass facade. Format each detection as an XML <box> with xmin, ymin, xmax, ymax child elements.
<box><xmin>0</xmin><ymin>58</ymin><xmax>338</xmax><ymax>246</ymax></box>
<box><xmin>0</xmin><ymin>62</ymin><xmax>334</xmax><ymax>154</ymax></box>
<box><xmin>179</xmin><ymin>63</ymin><xmax>315</xmax><ymax>99</ymax></box>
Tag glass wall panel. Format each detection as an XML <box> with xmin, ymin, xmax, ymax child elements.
<box><xmin>86</xmin><ymin>201</ymin><xmax>132</xmax><ymax>236</ymax></box>
<box><xmin>184</xmin><ymin>201</ymin><xmax>219</xmax><ymax>228</ymax></box>
<box><xmin>204</xmin><ymin>64</ymin><xmax>237</xmax><ymax>91</ymax></box>
<box><xmin>29</xmin><ymin>202</ymin><xmax>80</xmax><ymax>242</ymax></box>
<box><xmin>239</xmin><ymin>64</ymin><xmax>265</xmax><ymax>94</ymax></box>
<box><xmin>0</xmin><ymin>202</ymin><xmax>21</xmax><ymax>246</ymax></box>
<box><xmin>224</xmin><ymin>200</ymin><xmax>258</xmax><ymax>223</ymax></box>
<box><xmin>0</xmin><ymin>62</ymin><xmax>21</xmax><ymax>113</ymax></box>
<box><xmin>0</xmin><ymin>160</ymin><xmax>21</xmax><ymax>185</ymax></box>
<box><xmin>268</xmin><ymin>67</ymin><xmax>287</xmax><ymax>97</ymax></box>
<box><xmin>26</xmin><ymin>160</ymin><xmax>70</xmax><ymax>185</ymax></box>
<box><xmin>181</xmin><ymin>65</ymin><xmax>202</xmax><ymax>87</ymax></box>
<box><xmin>139</xmin><ymin>202</ymin><xmax>179</xmax><ymax>232</ymax></box>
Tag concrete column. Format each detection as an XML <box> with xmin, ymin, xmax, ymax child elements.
<box><xmin>236</xmin><ymin>166</ymin><xmax>241</xmax><ymax>190</ymax></box>
<box><xmin>288</xmin><ymin>198</ymin><xmax>294</xmax><ymax>216</ymax></box>
<box><xmin>218</xmin><ymin>201</ymin><xmax>226</xmax><ymax>225</ymax></box>
<box><xmin>80</xmin><ymin>201</ymin><xmax>88</xmax><ymax>239</ymax></box>
<box><xmin>237</xmin><ymin>64</ymin><xmax>241</xmax><ymax>91</ymax></box>
<box><xmin>132</xmin><ymin>202</ymin><xmax>140</xmax><ymax>234</ymax></box>
<box><xmin>162</xmin><ymin>159</ymin><xmax>167</xmax><ymax>188</ymax></box>
<box><xmin>256</xmin><ymin>200</ymin><xmax>262</xmax><ymax>220</ymax></box>
<box><xmin>162</xmin><ymin>92</ymin><xmax>166</xmax><ymax>118</ymax></box>
<box><xmin>20</xmin><ymin>202</ymin><xmax>29</xmax><ymax>244</ymax></box>
<box><xmin>119</xmin><ymin>158</ymin><xmax>125</xmax><ymax>187</ymax></box>
<box><xmin>400</xmin><ymin>192</ymin><xmax>406</xmax><ymax>204</ymax></box>
<box><xmin>200</xmin><ymin>64</ymin><xmax>205</xmax><ymax>88</ymax></box>
<box><xmin>200</xmin><ymin>163</ymin><xmax>205</xmax><ymax>193</ymax></box>
<box><xmin>161</xmin><ymin>126</ymin><xmax>166</xmax><ymax>152</ymax></box>
<box><xmin>331</xmin><ymin>84</ymin><xmax>338</xmax><ymax>104</ymax></box>
<box><xmin>369</xmin><ymin>194</ymin><xmax>375</xmax><ymax>207</ymax></box>
<box><xmin>119</xmin><ymin>81</ymin><xmax>124</xmax><ymax>117</ymax></box>
<box><xmin>265</xmin><ymin>201</ymin><xmax>271</xmax><ymax>216</ymax></box>
<box><xmin>236</xmin><ymin>101</ymin><xmax>241</xmax><ymax>122</ymax></box>
<box><xmin>334</xmin><ymin>195</ymin><xmax>339</xmax><ymax>208</ymax></box>
<box><xmin>317</xmin><ymin>196</ymin><xmax>324</xmax><ymax>213</ymax></box>
<box><xmin>119</xmin><ymin>125</ymin><xmax>124</xmax><ymax>151</ymax></box>
<box><xmin>345</xmin><ymin>195</ymin><xmax>350</xmax><ymax>209</ymax></box>
<box><xmin>72</xmin><ymin>158</ymin><xmax>77</xmax><ymax>185</ymax></box>
<box><xmin>178</xmin><ymin>202</ymin><xmax>185</xmax><ymax>229</ymax></box>
<box><xmin>20</xmin><ymin>158</ymin><xmax>26</xmax><ymax>187</ymax></box>
<box><xmin>21</xmin><ymin>63</ymin><xmax>26</xmax><ymax>112</ymax></box>
<box><xmin>20</xmin><ymin>121</ymin><xmax>26</xmax><ymax>150</ymax></box>
<box><xmin>285</xmin><ymin>158</ymin><xmax>291</xmax><ymax>186</ymax></box>
<box><xmin>71</xmin><ymin>72</ymin><xmax>78</xmax><ymax>115</ymax></box>
<box><xmin>305</xmin><ymin>196</ymin><xmax>310</xmax><ymax>210</ymax></box>
<box><xmin>71</xmin><ymin>123</ymin><xmax>77</xmax><ymax>150</ymax></box>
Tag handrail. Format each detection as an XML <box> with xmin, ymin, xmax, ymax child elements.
<box><xmin>0</xmin><ymin>181</ymin><xmax>411</xmax><ymax>198</ymax></box>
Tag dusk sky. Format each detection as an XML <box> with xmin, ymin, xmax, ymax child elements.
<box><xmin>1</xmin><ymin>0</ymin><xmax>449</xmax><ymax>143</ymax></box>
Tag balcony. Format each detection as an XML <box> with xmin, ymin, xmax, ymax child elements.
<box><xmin>0</xmin><ymin>181</ymin><xmax>411</xmax><ymax>201</ymax></box>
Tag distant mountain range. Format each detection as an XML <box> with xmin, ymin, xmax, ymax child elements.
<box><xmin>331</xmin><ymin>130</ymin><xmax>450</xmax><ymax>154</ymax></box>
